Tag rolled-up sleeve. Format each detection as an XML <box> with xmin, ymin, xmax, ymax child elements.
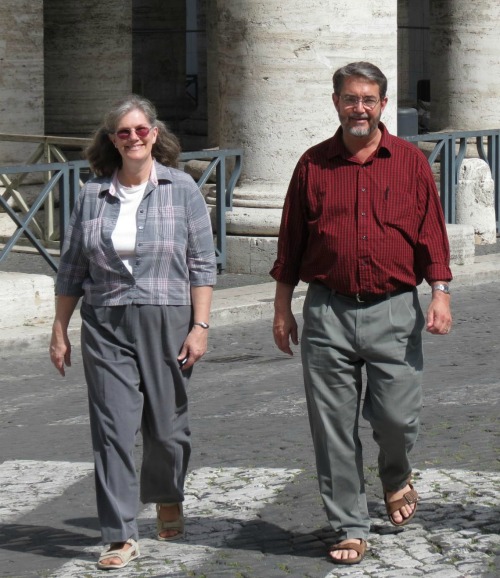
<box><xmin>186</xmin><ymin>185</ymin><xmax>217</xmax><ymax>286</ymax></box>
<box><xmin>55</xmin><ymin>194</ymin><xmax>90</xmax><ymax>297</ymax></box>
<box><xmin>415</xmin><ymin>160</ymin><xmax>453</xmax><ymax>284</ymax></box>
<box><xmin>270</xmin><ymin>159</ymin><xmax>309</xmax><ymax>286</ymax></box>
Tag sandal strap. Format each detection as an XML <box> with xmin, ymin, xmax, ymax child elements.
<box><xmin>99</xmin><ymin>539</ymin><xmax>138</xmax><ymax>563</ymax></box>
<box><xmin>156</xmin><ymin>503</ymin><xmax>184</xmax><ymax>532</ymax></box>
<box><xmin>329</xmin><ymin>540</ymin><xmax>366</xmax><ymax>555</ymax></box>
<box><xmin>385</xmin><ymin>485</ymin><xmax>419</xmax><ymax>515</ymax></box>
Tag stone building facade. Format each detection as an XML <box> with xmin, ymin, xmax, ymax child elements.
<box><xmin>0</xmin><ymin>0</ymin><xmax>497</xmax><ymax>271</ymax></box>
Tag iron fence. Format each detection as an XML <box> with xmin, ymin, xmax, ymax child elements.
<box><xmin>403</xmin><ymin>129</ymin><xmax>500</xmax><ymax>231</ymax></box>
<box><xmin>0</xmin><ymin>149</ymin><xmax>242</xmax><ymax>272</ymax></box>
<box><xmin>2</xmin><ymin>128</ymin><xmax>500</xmax><ymax>275</ymax></box>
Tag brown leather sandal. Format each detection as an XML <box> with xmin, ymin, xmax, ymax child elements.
<box><xmin>328</xmin><ymin>539</ymin><xmax>367</xmax><ymax>565</ymax></box>
<box><xmin>384</xmin><ymin>482</ymin><xmax>419</xmax><ymax>526</ymax></box>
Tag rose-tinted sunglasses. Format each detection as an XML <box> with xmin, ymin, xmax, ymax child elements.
<box><xmin>115</xmin><ymin>126</ymin><xmax>152</xmax><ymax>140</ymax></box>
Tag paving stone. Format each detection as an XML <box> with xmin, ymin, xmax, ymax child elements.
<box><xmin>0</xmin><ymin>283</ymin><xmax>499</xmax><ymax>577</ymax></box>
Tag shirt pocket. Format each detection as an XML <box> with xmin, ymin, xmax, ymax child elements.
<box><xmin>376</xmin><ymin>187</ymin><xmax>415</xmax><ymax>228</ymax></box>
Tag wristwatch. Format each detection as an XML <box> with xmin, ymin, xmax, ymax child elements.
<box><xmin>193</xmin><ymin>321</ymin><xmax>210</xmax><ymax>329</ymax></box>
<box><xmin>432</xmin><ymin>283</ymin><xmax>450</xmax><ymax>295</ymax></box>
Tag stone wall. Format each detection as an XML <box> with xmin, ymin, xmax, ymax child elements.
<box><xmin>0</xmin><ymin>0</ymin><xmax>44</xmax><ymax>164</ymax></box>
<box><xmin>429</xmin><ymin>1</ymin><xmax>500</xmax><ymax>131</ymax></box>
<box><xmin>44</xmin><ymin>0</ymin><xmax>132</xmax><ymax>137</ymax></box>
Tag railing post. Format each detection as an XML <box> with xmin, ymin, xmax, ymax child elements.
<box><xmin>215</xmin><ymin>155</ymin><xmax>227</xmax><ymax>272</ymax></box>
<box><xmin>487</xmin><ymin>133</ymin><xmax>500</xmax><ymax>231</ymax></box>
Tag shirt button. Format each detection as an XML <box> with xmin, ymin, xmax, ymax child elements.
<box><xmin>361</xmin><ymin>188</ymin><xmax>366</xmax><ymax>192</ymax></box>
<box><xmin>361</xmin><ymin>212</ymin><xmax>366</xmax><ymax>216</ymax></box>
<box><xmin>138</xmin><ymin>226</ymin><xmax>144</xmax><ymax>230</ymax></box>
<box><xmin>362</xmin><ymin>235</ymin><xmax>367</xmax><ymax>240</ymax></box>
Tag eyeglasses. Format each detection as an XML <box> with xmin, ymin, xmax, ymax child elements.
<box><xmin>340</xmin><ymin>95</ymin><xmax>380</xmax><ymax>110</ymax></box>
<box><xmin>115</xmin><ymin>126</ymin><xmax>153</xmax><ymax>140</ymax></box>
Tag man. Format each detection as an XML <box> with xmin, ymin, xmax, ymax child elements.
<box><xmin>270</xmin><ymin>61</ymin><xmax>452</xmax><ymax>565</ymax></box>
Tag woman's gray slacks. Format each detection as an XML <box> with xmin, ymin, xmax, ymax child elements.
<box><xmin>301</xmin><ymin>282</ymin><xmax>425</xmax><ymax>541</ymax></box>
<box><xmin>80</xmin><ymin>302</ymin><xmax>192</xmax><ymax>543</ymax></box>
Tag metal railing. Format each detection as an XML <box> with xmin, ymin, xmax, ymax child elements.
<box><xmin>0</xmin><ymin>161</ymin><xmax>89</xmax><ymax>271</ymax></box>
<box><xmin>0</xmin><ymin>134</ymin><xmax>91</xmax><ymax>245</ymax></box>
<box><xmin>403</xmin><ymin>129</ymin><xmax>500</xmax><ymax>231</ymax></box>
<box><xmin>0</xmin><ymin>134</ymin><xmax>242</xmax><ymax>272</ymax></box>
<box><xmin>3</xmin><ymin>128</ymin><xmax>500</xmax><ymax>273</ymax></box>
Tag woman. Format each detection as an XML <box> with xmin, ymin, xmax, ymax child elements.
<box><xmin>50</xmin><ymin>95</ymin><xmax>216</xmax><ymax>570</ymax></box>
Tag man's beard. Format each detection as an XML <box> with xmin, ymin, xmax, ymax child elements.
<box><xmin>341</xmin><ymin>111</ymin><xmax>381</xmax><ymax>137</ymax></box>
<box><xmin>348</xmin><ymin>124</ymin><xmax>373</xmax><ymax>137</ymax></box>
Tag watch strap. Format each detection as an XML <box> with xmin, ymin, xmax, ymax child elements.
<box><xmin>432</xmin><ymin>283</ymin><xmax>450</xmax><ymax>294</ymax></box>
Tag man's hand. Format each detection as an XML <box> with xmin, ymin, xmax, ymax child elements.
<box><xmin>273</xmin><ymin>309</ymin><xmax>299</xmax><ymax>355</ymax></box>
<box><xmin>426</xmin><ymin>290</ymin><xmax>452</xmax><ymax>335</ymax></box>
<box><xmin>272</xmin><ymin>281</ymin><xmax>299</xmax><ymax>355</ymax></box>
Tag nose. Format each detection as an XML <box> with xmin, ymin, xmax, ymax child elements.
<box><xmin>353</xmin><ymin>99</ymin><xmax>365</xmax><ymax>112</ymax></box>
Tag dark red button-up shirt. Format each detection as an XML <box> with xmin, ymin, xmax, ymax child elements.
<box><xmin>270</xmin><ymin>123</ymin><xmax>452</xmax><ymax>294</ymax></box>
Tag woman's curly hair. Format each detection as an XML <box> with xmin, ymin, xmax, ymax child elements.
<box><xmin>85</xmin><ymin>94</ymin><xmax>181</xmax><ymax>177</ymax></box>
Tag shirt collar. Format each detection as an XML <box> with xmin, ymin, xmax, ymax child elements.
<box><xmin>329</xmin><ymin>121</ymin><xmax>392</xmax><ymax>160</ymax></box>
<box><xmin>106</xmin><ymin>159</ymin><xmax>160</xmax><ymax>197</ymax></box>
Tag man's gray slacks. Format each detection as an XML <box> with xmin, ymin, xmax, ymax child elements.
<box><xmin>301</xmin><ymin>282</ymin><xmax>425</xmax><ymax>541</ymax></box>
<box><xmin>80</xmin><ymin>302</ymin><xmax>192</xmax><ymax>543</ymax></box>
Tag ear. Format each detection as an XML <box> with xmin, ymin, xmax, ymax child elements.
<box><xmin>380</xmin><ymin>95</ymin><xmax>388</xmax><ymax>114</ymax></box>
<box><xmin>108</xmin><ymin>133</ymin><xmax>117</xmax><ymax>148</ymax></box>
<box><xmin>332</xmin><ymin>92</ymin><xmax>340</xmax><ymax>113</ymax></box>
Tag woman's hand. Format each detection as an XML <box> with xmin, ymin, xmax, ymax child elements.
<box><xmin>50</xmin><ymin>328</ymin><xmax>72</xmax><ymax>376</ymax></box>
<box><xmin>49</xmin><ymin>295</ymin><xmax>80</xmax><ymax>376</ymax></box>
<box><xmin>177</xmin><ymin>325</ymin><xmax>209</xmax><ymax>370</ymax></box>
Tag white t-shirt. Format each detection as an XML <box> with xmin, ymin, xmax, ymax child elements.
<box><xmin>111</xmin><ymin>181</ymin><xmax>147</xmax><ymax>273</ymax></box>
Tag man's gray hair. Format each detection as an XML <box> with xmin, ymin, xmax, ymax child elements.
<box><xmin>333</xmin><ymin>62</ymin><xmax>387</xmax><ymax>98</ymax></box>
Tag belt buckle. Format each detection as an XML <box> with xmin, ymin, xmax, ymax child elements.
<box><xmin>355</xmin><ymin>293</ymin><xmax>365</xmax><ymax>303</ymax></box>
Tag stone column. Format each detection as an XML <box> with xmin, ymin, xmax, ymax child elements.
<box><xmin>208</xmin><ymin>0</ymin><xmax>398</xmax><ymax>273</ymax></box>
<box><xmin>429</xmin><ymin>1</ymin><xmax>500</xmax><ymax>131</ymax></box>
<box><xmin>0</xmin><ymin>0</ymin><xmax>44</xmax><ymax>163</ymax></box>
<box><xmin>44</xmin><ymin>0</ymin><xmax>132</xmax><ymax>136</ymax></box>
<box><xmin>456</xmin><ymin>159</ymin><xmax>496</xmax><ymax>245</ymax></box>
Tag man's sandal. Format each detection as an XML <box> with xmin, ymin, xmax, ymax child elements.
<box><xmin>97</xmin><ymin>538</ymin><xmax>140</xmax><ymax>570</ymax></box>
<box><xmin>384</xmin><ymin>482</ymin><xmax>419</xmax><ymax>526</ymax></box>
<box><xmin>156</xmin><ymin>502</ymin><xmax>184</xmax><ymax>541</ymax></box>
<box><xmin>328</xmin><ymin>539</ymin><xmax>367</xmax><ymax>565</ymax></box>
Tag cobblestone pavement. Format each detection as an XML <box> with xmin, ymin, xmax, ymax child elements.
<box><xmin>0</xmin><ymin>283</ymin><xmax>499</xmax><ymax>577</ymax></box>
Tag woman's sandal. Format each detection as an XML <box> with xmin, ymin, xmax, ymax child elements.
<box><xmin>328</xmin><ymin>539</ymin><xmax>367</xmax><ymax>565</ymax></box>
<box><xmin>156</xmin><ymin>502</ymin><xmax>184</xmax><ymax>541</ymax></box>
<box><xmin>384</xmin><ymin>482</ymin><xmax>419</xmax><ymax>526</ymax></box>
<box><xmin>97</xmin><ymin>538</ymin><xmax>140</xmax><ymax>570</ymax></box>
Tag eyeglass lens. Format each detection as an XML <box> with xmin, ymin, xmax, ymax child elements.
<box><xmin>116</xmin><ymin>126</ymin><xmax>152</xmax><ymax>139</ymax></box>
<box><xmin>342</xmin><ymin>96</ymin><xmax>379</xmax><ymax>109</ymax></box>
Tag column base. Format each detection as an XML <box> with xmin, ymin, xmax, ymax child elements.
<box><xmin>224</xmin><ymin>235</ymin><xmax>278</xmax><ymax>275</ymax></box>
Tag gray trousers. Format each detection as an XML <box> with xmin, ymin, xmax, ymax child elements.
<box><xmin>80</xmin><ymin>302</ymin><xmax>192</xmax><ymax>543</ymax></box>
<box><xmin>301</xmin><ymin>282</ymin><xmax>425</xmax><ymax>540</ymax></box>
